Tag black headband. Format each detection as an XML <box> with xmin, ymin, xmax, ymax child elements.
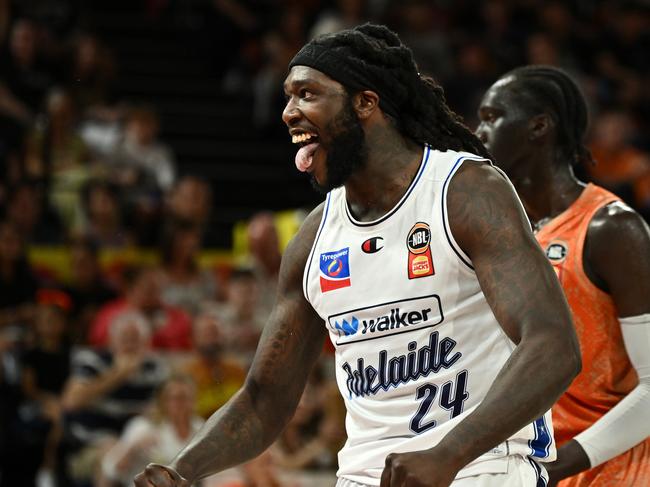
<box><xmin>288</xmin><ymin>43</ymin><xmax>405</xmax><ymax>119</ymax></box>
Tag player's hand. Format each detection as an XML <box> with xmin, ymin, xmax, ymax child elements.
<box><xmin>133</xmin><ymin>463</ymin><xmax>191</xmax><ymax>487</ymax></box>
<box><xmin>543</xmin><ymin>439</ymin><xmax>590</xmax><ymax>486</ymax></box>
<box><xmin>380</xmin><ymin>450</ymin><xmax>459</xmax><ymax>487</ymax></box>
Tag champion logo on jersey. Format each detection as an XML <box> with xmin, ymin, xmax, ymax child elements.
<box><xmin>361</xmin><ymin>236</ymin><xmax>384</xmax><ymax>254</ymax></box>
<box><xmin>319</xmin><ymin>247</ymin><xmax>351</xmax><ymax>292</ymax></box>
<box><xmin>407</xmin><ymin>222</ymin><xmax>434</xmax><ymax>279</ymax></box>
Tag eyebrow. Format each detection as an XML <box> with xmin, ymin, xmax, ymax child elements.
<box><xmin>283</xmin><ymin>78</ymin><xmax>320</xmax><ymax>92</ymax></box>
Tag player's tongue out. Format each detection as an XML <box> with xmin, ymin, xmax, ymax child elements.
<box><xmin>295</xmin><ymin>142</ymin><xmax>320</xmax><ymax>172</ymax></box>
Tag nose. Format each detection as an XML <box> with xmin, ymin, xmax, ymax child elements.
<box><xmin>282</xmin><ymin>98</ymin><xmax>301</xmax><ymax>126</ymax></box>
<box><xmin>475</xmin><ymin>123</ymin><xmax>488</xmax><ymax>144</ymax></box>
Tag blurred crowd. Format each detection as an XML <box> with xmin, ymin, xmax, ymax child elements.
<box><xmin>0</xmin><ymin>0</ymin><xmax>648</xmax><ymax>486</ymax></box>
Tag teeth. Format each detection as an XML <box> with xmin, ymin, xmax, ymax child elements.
<box><xmin>291</xmin><ymin>133</ymin><xmax>315</xmax><ymax>144</ymax></box>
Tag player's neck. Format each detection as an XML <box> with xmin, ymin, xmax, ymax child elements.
<box><xmin>344</xmin><ymin>130</ymin><xmax>422</xmax><ymax>222</ymax></box>
<box><xmin>515</xmin><ymin>155</ymin><xmax>585</xmax><ymax>224</ymax></box>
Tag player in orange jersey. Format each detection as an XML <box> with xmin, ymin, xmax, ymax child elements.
<box><xmin>476</xmin><ymin>65</ymin><xmax>650</xmax><ymax>487</ymax></box>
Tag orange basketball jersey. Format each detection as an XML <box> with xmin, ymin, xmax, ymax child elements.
<box><xmin>536</xmin><ymin>183</ymin><xmax>650</xmax><ymax>486</ymax></box>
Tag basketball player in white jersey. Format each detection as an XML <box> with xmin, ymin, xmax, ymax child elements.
<box><xmin>135</xmin><ymin>24</ymin><xmax>580</xmax><ymax>487</ymax></box>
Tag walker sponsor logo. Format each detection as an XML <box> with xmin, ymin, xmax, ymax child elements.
<box><xmin>328</xmin><ymin>294</ymin><xmax>443</xmax><ymax>345</ymax></box>
<box><xmin>319</xmin><ymin>247</ymin><xmax>351</xmax><ymax>292</ymax></box>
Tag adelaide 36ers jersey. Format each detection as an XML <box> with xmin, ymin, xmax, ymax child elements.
<box><xmin>303</xmin><ymin>147</ymin><xmax>555</xmax><ymax>485</ymax></box>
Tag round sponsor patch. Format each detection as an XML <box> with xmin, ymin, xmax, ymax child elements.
<box><xmin>546</xmin><ymin>241</ymin><xmax>568</xmax><ymax>262</ymax></box>
<box><xmin>407</xmin><ymin>222</ymin><xmax>431</xmax><ymax>254</ymax></box>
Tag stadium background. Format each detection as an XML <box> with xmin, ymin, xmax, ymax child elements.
<box><xmin>0</xmin><ymin>1</ymin><xmax>648</xmax><ymax>486</ymax></box>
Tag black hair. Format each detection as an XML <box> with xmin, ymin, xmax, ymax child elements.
<box><xmin>307</xmin><ymin>23</ymin><xmax>491</xmax><ymax>159</ymax></box>
<box><xmin>505</xmin><ymin>65</ymin><xmax>593</xmax><ymax>166</ymax></box>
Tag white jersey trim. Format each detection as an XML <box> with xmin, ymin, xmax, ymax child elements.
<box><xmin>344</xmin><ymin>145</ymin><xmax>431</xmax><ymax>227</ymax></box>
<box><xmin>441</xmin><ymin>155</ymin><xmax>490</xmax><ymax>271</ymax></box>
<box><xmin>303</xmin><ymin>193</ymin><xmax>333</xmax><ymax>304</ymax></box>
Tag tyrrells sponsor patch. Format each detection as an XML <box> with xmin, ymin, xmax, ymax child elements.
<box><xmin>319</xmin><ymin>247</ymin><xmax>351</xmax><ymax>292</ymax></box>
<box><xmin>327</xmin><ymin>294</ymin><xmax>443</xmax><ymax>345</ymax></box>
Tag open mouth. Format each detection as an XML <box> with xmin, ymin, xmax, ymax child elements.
<box><xmin>292</xmin><ymin>132</ymin><xmax>321</xmax><ymax>172</ymax></box>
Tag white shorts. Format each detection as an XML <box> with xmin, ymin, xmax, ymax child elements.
<box><xmin>336</xmin><ymin>456</ymin><xmax>548</xmax><ymax>487</ymax></box>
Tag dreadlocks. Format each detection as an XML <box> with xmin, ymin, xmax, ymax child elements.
<box><xmin>505</xmin><ymin>65</ymin><xmax>594</xmax><ymax>167</ymax></box>
<box><xmin>290</xmin><ymin>23</ymin><xmax>491</xmax><ymax>159</ymax></box>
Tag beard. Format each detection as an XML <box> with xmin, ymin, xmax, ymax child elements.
<box><xmin>310</xmin><ymin>98</ymin><xmax>368</xmax><ymax>194</ymax></box>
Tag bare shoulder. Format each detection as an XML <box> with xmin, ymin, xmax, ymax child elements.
<box><xmin>277</xmin><ymin>202</ymin><xmax>325</xmax><ymax>293</ymax></box>
<box><xmin>447</xmin><ymin>160</ymin><xmax>531</xmax><ymax>259</ymax></box>
<box><xmin>585</xmin><ymin>201</ymin><xmax>650</xmax><ymax>315</ymax></box>
<box><xmin>588</xmin><ymin>201</ymin><xmax>650</xmax><ymax>249</ymax></box>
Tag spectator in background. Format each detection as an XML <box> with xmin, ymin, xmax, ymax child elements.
<box><xmin>3</xmin><ymin>179</ymin><xmax>63</xmax><ymax>245</ymax></box>
<box><xmin>19</xmin><ymin>290</ymin><xmax>72</xmax><ymax>487</ymax></box>
<box><xmin>164</xmin><ymin>175</ymin><xmax>221</xmax><ymax>246</ymax></box>
<box><xmin>116</xmin><ymin>106</ymin><xmax>175</xmax><ymax>192</ymax></box>
<box><xmin>180</xmin><ymin>312</ymin><xmax>280</xmax><ymax>487</ymax></box>
<box><xmin>246</xmin><ymin>212</ymin><xmax>281</xmax><ymax>315</ymax></box>
<box><xmin>63</xmin><ymin>236</ymin><xmax>117</xmax><ymax>343</ymax></box>
<box><xmin>100</xmin><ymin>375</ymin><xmax>203</xmax><ymax>487</ymax></box>
<box><xmin>24</xmin><ymin>88</ymin><xmax>90</xmax><ymax>227</ymax></box>
<box><xmin>159</xmin><ymin>219</ymin><xmax>217</xmax><ymax>316</ymax></box>
<box><xmin>182</xmin><ymin>312</ymin><xmax>245</xmax><ymax>419</ymax></box>
<box><xmin>77</xmin><ymin>180</ymin><xmax>131</xmax><ymax>249</ymax></box>
<box><xmin>587</xmin><ymin>110</ymin><xmax>650</xmax><ymax>207</ymax></box>
<box><xmin>61</xmin><ymin>312</ymin><xmax>168</xmax><ymax>486</ymax></box>
<box><xmin>65</xmin><ymin>33</ymin><xmax>116</xmax><ymax>110</ymax></box>
<box><xmin>216</xmin><ymin>268</ymin><xmax>263</xmax><ymax>363</ymax></box>
<box><xmin>0</xmin><ymin>219</ymin><xmax>38</xmax><ymax>330</ymax></box>
<box><xmin>273</xmin><ymin>366</ymin><xmax>345</xmax><ymax>472</ymax></box>
<box><xmin>0</xmin><ymin>18</ymin><xmax>53</xmax><ymax>115</ymax></box>
<box><xmin>89</xmin><ymin>266</ymin><xmax>192</xmax><ymax>351</ymax></box>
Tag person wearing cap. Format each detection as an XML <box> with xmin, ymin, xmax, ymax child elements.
<box><xmin>135</xmin><ymin>24</ymin><xmax>580</xmax><ymax>487</ymax></box>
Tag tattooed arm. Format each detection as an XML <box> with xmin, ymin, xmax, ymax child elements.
<box><xmin>381</xmin><ymin>162</ymin><xmax>581</xmax><ymax>486</ymax></box>
<box><xmin>134</xmin><ymin>205</ymin><xmax>327</xmax><ymax>487</ymax></box>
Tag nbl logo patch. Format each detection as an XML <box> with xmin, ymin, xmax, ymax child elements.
<box><xmin>319</xmin><ymin>247</ymin><xmax>351</xmax><ymax>292</ymax></box>
<box><xmin>407</xmin><ymin>222</ymin><xmax>434</xmax><ymax>279</ymax></box>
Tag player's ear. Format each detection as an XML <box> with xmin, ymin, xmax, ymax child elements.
<box><xmin>353</xmin><ymin>90</ymin><xmax>380</xmax><ymax>120</ymax></box>
<box><xmin>529</xmin><ymin>113</ymin><xmax>553</xmax><ymax>141</ymax></box>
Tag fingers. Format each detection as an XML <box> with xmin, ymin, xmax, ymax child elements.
<box><xmin>381</xmin><ymin>453</ymin><xmax>406</xmax><ymax>487</ymax></box>
<box><xmin>133</xmin><ymin>464</ymin><xmax>185</xmax><ymax>487</ymax></box>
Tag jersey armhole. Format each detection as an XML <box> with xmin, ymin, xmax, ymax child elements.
<box><xmin>302</xmin><ymin>193</ymin><xmax>332</xmax><ymax>304</ymax></box>
<box><xmin>441</xmin><ymin>156</ymin><xmax>489</xmax><ymax>272</ymax></box>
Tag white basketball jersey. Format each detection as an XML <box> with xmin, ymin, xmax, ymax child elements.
<box><xmin>303</xmin><ymin>147</ymin><xmax>555</xmax><ymax>485</ymax></box>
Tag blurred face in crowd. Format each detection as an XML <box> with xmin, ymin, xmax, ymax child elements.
<box><xmin>171</xmin><ymin>227</ymin><xmax>202</xmax><ymax>265</ymax></box>
<box><xmin>70</xmin><ymin>244</ymin><xmax>100</xmax><ymax>286</ymax></box>
<box><xmin>36</xmin><ymin>305</ymin><xmax>67</xmax><ymax>345</ymax></box>
<box><xmin>88</xmin><ymin>186</ymin><xmax>119</xmax><ymax>224</ymax></box>
<box><xmin>7</xmin><ymin>185</ymin><xmax>41</xmax><ymax>233</ymax></box>
<box><xmin>0</xmin><ymin>222</ymin><xmax>24</xmax><ymax>265</ymax></box>
<box><xmin>76</xmin><ymin>35</ymin><xmax>100</xmax><ymax>74</ymax></box>
<box><xmin>228</xmin><ymin>275</ymin><xmax>259</xmax><ymax>315</ymax></box>
<box><xmin>168</xmin><ymin>178</ymin><xmax>211</xmax><ymax>223</ymax></box>
<box><xmin>47</xmin><ymin>90</ymin><xmax>76</xmax><ymax>131</ymax></box>
<box><xmin>126</xmin><ymin>111</ymin><xmax>159</xmax><ymax>146</ymax></box>
<box><xmin>110</xmin><ymin>315</ymin><xmax>150</xmax><ymax>355</ymax></box>
<box><xmin>10</xmin><ymin>20</ymin><xmax>37</xmax><ymax>67</ymax></box>
<box><xmin>160</xmin><ymin>379</ymin><xmax>196</xmax><ymax>422</ymax></box>
<box><xmin>283</xmin><ymin>66</ymin><xmax>368</xmax><ymax>193</ymax></box>
<box><xmin>128</xmin><ymin>269</ymin><xmax>163</xmax><ymax>312</ymax></box>
<box><xmin>193</xmin><ymin>313</ymin><xmax>224</xmax><ymax>360</ymax></box>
